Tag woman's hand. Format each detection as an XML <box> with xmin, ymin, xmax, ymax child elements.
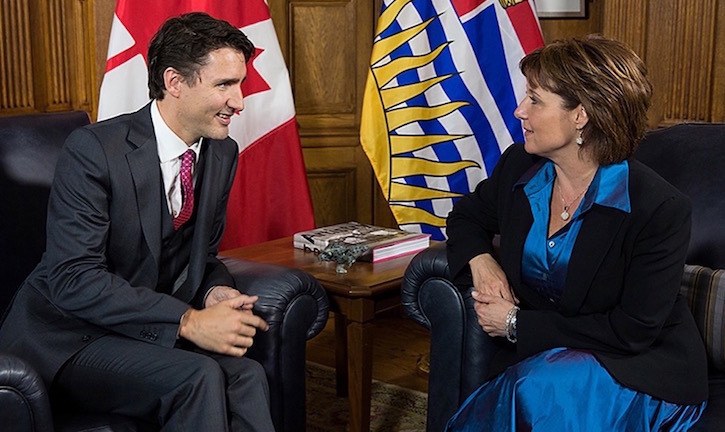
<box><xmin>471</xmin><ymin>291</ymin><xmax>516</xmax><ymax>338</ymax></box>
<box><xmin>469</xmin><ymin>253</ymin><xmax>518</xmax><ymax>304</ymax></box>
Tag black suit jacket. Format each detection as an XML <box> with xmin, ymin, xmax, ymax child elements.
<box><xmin>447</xmin><ymin>144</ymin><xmax>708</xmax><ymax>405</ymax></box>
<box><xmin>0</xmin><ymin>104</ymin><xmax>239</xmax><ymax>386</ymax></box>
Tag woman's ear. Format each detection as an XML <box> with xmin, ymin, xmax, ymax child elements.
<box><xmin>574</xmin><ymin>105</ymin><xmax>589</xmax><ymax>129</ymax></box>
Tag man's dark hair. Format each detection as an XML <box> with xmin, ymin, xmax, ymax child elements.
<box><xmin>147</xmin><ymin>12</ymin><xmax>254</xmax><ymax>100</ymax></box>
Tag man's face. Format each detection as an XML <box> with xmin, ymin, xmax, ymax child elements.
<box><xmin>174</xmin><ymin>47</ymin><xmax>247</xmax><ymax>145</ymax></box>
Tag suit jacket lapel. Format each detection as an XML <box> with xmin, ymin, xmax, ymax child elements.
<box><xmin>559</xmin><ymin>206</ymin><xmax>626</xmax><ymax>312</ymax></box>
<box><xmin>502</xmin><ymin>189</ymin><xmax>627</xmax><ymax>312</ymax></box>
<box><xmin>174</xmin><ymin>139</ymin><xmax>224</xmax><ymax>301</ymax></box>
<box><xmin>505</xmin><ymin>190</ymin><xmax>530</xmax><ymax>290</ymax></box>
<box><xmin>501</xmin><ymin>186</ymin><xmax>546</xmax><ymax>307</ymax></box>
<box><xmin>126</xmin><ymin>105</ymin><xmax>163</xmax><ymax>268</ymax></box>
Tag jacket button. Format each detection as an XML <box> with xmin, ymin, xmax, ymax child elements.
<box><xmin>82</xmin><ymin>335</ymin><xmax>91</xmax><ymax>342</ymax></box>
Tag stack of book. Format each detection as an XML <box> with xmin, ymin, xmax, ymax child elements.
<box><xmin>293</xmin><ymin>221</ymin><xmax>431</xmax><ymax>262</ymax></box>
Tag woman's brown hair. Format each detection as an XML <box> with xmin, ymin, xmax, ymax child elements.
<box><xmin>519</xmin><ymin>35</ymin><xmax>652</xmax><ymax>164</ymax></box>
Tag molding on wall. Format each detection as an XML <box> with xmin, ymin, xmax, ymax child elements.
<box><xmin>647</xmin><ymin>0</ymin><xmax>720</xmax><ymax>126</ymax></box>
<box><xmin>0</xmin><ymin>0</ymin><xmax>34</xmax><ymax>112</ymax></box>
<box><xmin>602</xmin><ymin>0</ymin><xmax>648</xmax><ymax>57</ymax></box>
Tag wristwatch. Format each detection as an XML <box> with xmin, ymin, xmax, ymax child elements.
<box><xmin>505</xmin><ymin>305</ymin><xmax>519</xmax><ymax>343</ymax></box>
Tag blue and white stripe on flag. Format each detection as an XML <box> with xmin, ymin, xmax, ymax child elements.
<box><xmin>360</xmin><ymin>0</ymin><xmax>543</xmax><ymax>240</ymax></box>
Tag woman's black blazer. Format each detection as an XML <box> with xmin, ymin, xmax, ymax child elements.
<box><xmin>447</xmin><ymin>144</ymin><xmax>708</xmax><ymax>405</ymax></box>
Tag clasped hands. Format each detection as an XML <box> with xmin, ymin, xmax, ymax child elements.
<box><xmin>469</xmin><ymin>253</ymin><xmax>518</xmax><ymax>338</ymax></box>
<box><xmin>179</xmin><ymin>285</ymin><xmax>269</xmax><ymax>357</ymax></box>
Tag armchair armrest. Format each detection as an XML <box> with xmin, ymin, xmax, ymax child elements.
<box><xmin>221</xmin><ymin>257</ymin><xmax>329</xmax><ymax>432</ymax></box>
<box><xmin>0</xmin><ymin>354</ymin><xmax>54</xmax><ymax>432</ymax></box>
<box><xmin>401</xmin><ymin>242</ymin><xmax>452</xmax><ymax>329</ymax></box>
<box><xmin>680</xmin><ymin>264</ymin><xmax>725</xmax><ymax>430</ymax></box>
<box><xmin>222</xmin><ymin>257</ymin><xmax>329</xmax><ymax>339</ymax></box>
<box><xmin>401</xmin><ymin>243</ymin><xmax>499</xmax><ymax>432</ymax></box>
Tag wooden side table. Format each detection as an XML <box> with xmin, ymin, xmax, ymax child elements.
<box><xmin>220</xmin><ymin>236</ymin><xmax>423</xmax><ymax>432</ymax></box>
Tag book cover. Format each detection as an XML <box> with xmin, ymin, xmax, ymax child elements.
<box><xmin>293</xmin><ymin>222</ymin><xmax>430</xmax><ymax>262</ymax></box>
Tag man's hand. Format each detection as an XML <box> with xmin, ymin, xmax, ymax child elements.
<box><xmin>469</xmin><ymin>253</ymin><xmax>518</xmax><ymax>304</ymax></box>
<box><xmin>179</xmin><ymin>295</ymin><xmax>269</xmax><ymax>357</ymax></box>
<box><xmin>205</xmin><ymin>285</ymin><xmax>243</xmax><ymax>308</ymax></box>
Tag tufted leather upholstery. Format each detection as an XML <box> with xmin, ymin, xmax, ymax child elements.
<box><xmin>221</xmin><ymin>258</ymin><xmax>330</xmax><ymax>431</ymax></box>
<box><xmin>0</xmin><ymin>112</ymin><xmax>89</xmax><ymax>314</ymax></box>
<box><xmin>401</xmin><ymin>243</ymin><xmax>493</xmax><ymax>432</ymax></box>
<box><xmin>0</xmin><ymin>111</ymin><xmax>329</xmax><ymax>432</ymax></box>
<box><xmin>402</xmin><ymin>123</ymin><xmax>725</xmax><ymax>431</ymax></box>
<box><xmin>635</xmin><ymin>123</ymin><xmax>725</xmax><ymax>269</ymax></box>
<box><xmin>636</xmin><ymin>123</ymin><xmax>725</xmax><ymax>431</ymax></box>
<box><xmin>0</xmin><ymin>355</ymin><xmax>54</xmax><ymax>432</ymax></box>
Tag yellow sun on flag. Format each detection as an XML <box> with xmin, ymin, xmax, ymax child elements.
<box><xmin>360</xmin><ymin>0</ymin><xmax>479</xmax><ymax>229</ymax></box>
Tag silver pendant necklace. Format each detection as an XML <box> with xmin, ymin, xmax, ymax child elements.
<box><xmin>555</xmin><ymin>181</ymin><xmax>588</xmax><ymax>221</ymax></box>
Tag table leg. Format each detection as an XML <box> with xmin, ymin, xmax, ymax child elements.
<box><xmin>334</xmin><ymin>312</ymin><xmax>348</xmax><ymax>396</ymax></box>
<box><xmin>347</xmin><ymin>320</ymin><xmax>373</xmax><ymax>432</ymax></box>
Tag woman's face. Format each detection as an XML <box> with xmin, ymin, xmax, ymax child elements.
<box><xmin>514</xmin><ymin>82</ymin><xmax>582</xmax><ymax>158</ymax></box>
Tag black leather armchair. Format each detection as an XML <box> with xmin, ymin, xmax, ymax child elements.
<box><xmin>402</xmin><ymin>123</ymin><xmax>725</xmax><ymax>432</ymax></box>
<box><xmin>0</xmin><ymin>111</ymin><xmax>329</xmax><ymax>432</ymax></box>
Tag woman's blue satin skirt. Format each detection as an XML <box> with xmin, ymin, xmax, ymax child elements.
<box><xmin>446</xmin><ymin>348</ymin><xmax>706</xmax><ymax>432</ymax></box>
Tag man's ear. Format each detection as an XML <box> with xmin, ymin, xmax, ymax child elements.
<box><xmin>163</xmin><ymin>67</ymin><xmax>183</xmax><ymax>98</ymax></box>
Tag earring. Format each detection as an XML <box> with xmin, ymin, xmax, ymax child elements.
<box><xmin>576</xmin><ymin>129</ymin><xmax>583</xmax><ymax>146</ymax></box>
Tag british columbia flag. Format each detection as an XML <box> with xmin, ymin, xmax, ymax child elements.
<box><xmin>360</xmin><ymin>0</ymin><xmax>543</xmax><ymax>240</ymax></box>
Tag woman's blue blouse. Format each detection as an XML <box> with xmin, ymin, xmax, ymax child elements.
<box><xmin>518</xmin><ymin>160</ymin><xmax>631</xmax><ymax>303</ymax></box>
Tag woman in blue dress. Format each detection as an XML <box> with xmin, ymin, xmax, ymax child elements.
<box><xmin>445</xmin><ymin>35</ymin><xmax>708</xmax><ymax>431</ymax></box>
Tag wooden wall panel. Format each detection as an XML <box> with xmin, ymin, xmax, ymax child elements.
<box><xmin>289</xmin><ymin>0</ymin><xmax>372</xmax><ymax>133</ymax></box>
<box><xmin>4</xmin><ymin>0</ymin><xmax>723</xmax><ymax>228</ymax></box>
<box><xmin>667</xmin><ymin>0</ymin><xmax>717</xmax><ymax>123</ymax></box>
<box><xmin>601</xmin><ymin>0</ymin><xmax>648</xmax><ymax>56</ymax></box>
<box><xmin>713</xmin><ymin>0</ymin><xmax>725</xmax><ymax>122</ymax></box>
<box><xmin>308</xmin><ymin>170</ymin><xmax>354</xmax><ymax>226</ymax></box>
<box><xmin>283</xmin><ymin>0</ymin><xmax>377</xmax><ymax>226</ymax></box>
<box><xmin>0</xmin><ymin>0</ymin><xmax>96</xmax><ymax>115</ymax></box>
<box><xmin>41</xmin><ymin>0</ymin><xmax>72</xmax><ymax>107</ymax></box>
<box><xmin>66</xmin><ymin>0</ymin><xmax>98</xmax><ymax>115</ymax></box>
<box><xmin>0</xmin><ymin>0</ymin><xmax>34</xmax><ymax>112</ymax></box>
<box><xmin>644</xmin><ymin>0</ymin><xmax>721</xmax><ymax>125</ymax></box>
<box><xmin>539</xmin><ymin>0</ymin><xmax>602</xmax><ymax>44</ymax></box>
<box><xmin>302</xmin><ymin>146</ymin><xmax>373</xmax><ymax>226</ymax></box>
<box><xmin>93</xmin><ymin>0</ymin><xmax>115</xmax><ymax>104</ymax></box>
<box><xmin>542</xmin><ymin>0</ymin><xmax>725</xmax><ymax>126</ymax></box>
<box><xmin>291</xmin><ymin>2</ymin><xmax>355</xmax><ymax>117</ymax></box>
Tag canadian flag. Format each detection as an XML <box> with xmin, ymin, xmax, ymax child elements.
<box><xmin>98</xmin><ymin>0</ymin><xmax>315</xmax><ymax>249</ymax></box>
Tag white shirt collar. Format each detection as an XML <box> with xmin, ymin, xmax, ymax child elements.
<box><xmin>151</xmin><ymin>100</ymin><xmax>202</xmax><ymax>162</ymax></box>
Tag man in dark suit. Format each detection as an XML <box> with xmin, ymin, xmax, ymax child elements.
<box><xmin>0</xmin><ymin>13</ymin><xmax>274</xmax><ymax>431</ymax></box>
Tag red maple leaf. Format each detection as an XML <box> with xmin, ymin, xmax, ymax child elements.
<box><xmin>241</xmin><ymin>47</ymin><xmax>271</xmax><ymax>97</ymax></box>
<box><xmin>106</xmin><ymin>0</ymin><xmax>271</xmax><ymax>98</ymax></box>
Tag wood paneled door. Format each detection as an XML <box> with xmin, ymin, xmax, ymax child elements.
<box><xmin>270</xmin><ymin>0</ymin><xmax>384</xmax><ymax>229</ymax></box>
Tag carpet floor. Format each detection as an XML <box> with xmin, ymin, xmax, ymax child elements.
<box><xmin>306</xmin><ymin>362</ymin><xmax>428</xmax><ymax>432</ymax></box>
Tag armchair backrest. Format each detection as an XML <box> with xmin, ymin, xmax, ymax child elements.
<box><xmin>636</xmin><ymin>123</ymin><xmax>725</xmax><ymax>374</ymax></box>
<box><xmin>635</xmin><ymin>123</ymin><xmax>725</xmax><ymax>269</ymax></box>
<box><xmin>0</xmin><ymin>112</ymin><xmax>90</xmax><ymax>313</ymax></box>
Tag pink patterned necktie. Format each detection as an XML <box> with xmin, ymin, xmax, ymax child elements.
<box><xmin>173</xmin><ymin>149</ymin><xmax>196</xmax><ymax>230</ymax></box>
